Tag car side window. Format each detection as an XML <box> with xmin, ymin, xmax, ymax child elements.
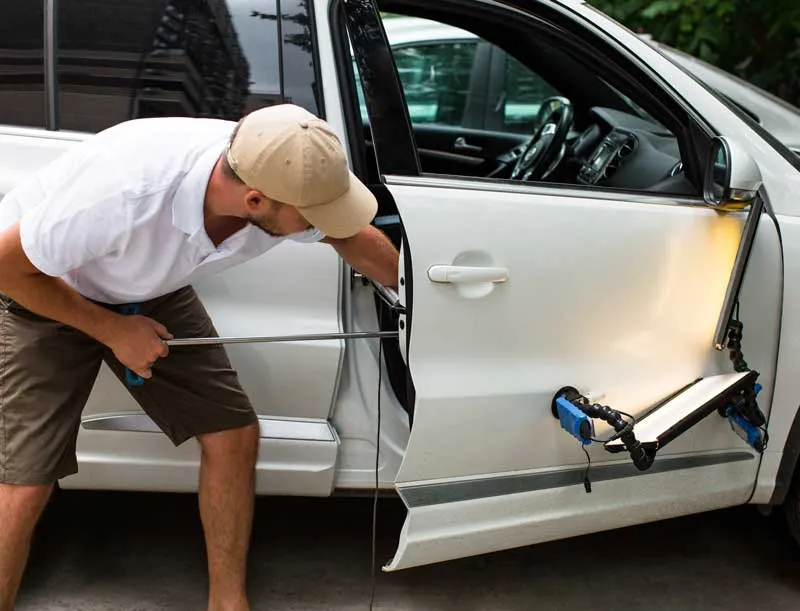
<box><xmin>502</xmin><ymin>55</ymin><xmax>560</xmax><ymax>133</ymax></box>
<box><xmin>393</xmin><ymin>42</ymin><xmax>478</xmax><ymax>126</ymax></box>
<box><xmin>348</xmin><ymin>7</ymin><xmax>694</xmax><ymax>196</ymax></box>
<box><xmin>352</xmin><ymin>16</ymin><xmax>559</xmax><ymax>134</ymax></box>
<box><xmin>55</xmin><ymin>0</ymin><xmax>284</xmax><ymax>133</ymax></box>
<box><xmin>0</xmin><ymin>2</ymin><xmax>46</xmax><ymax>128</ymax></box>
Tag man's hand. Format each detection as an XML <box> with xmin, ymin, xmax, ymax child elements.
<box><xmin>107</xmin><ymin>315</ymin><xmax>173</xmax><ymax>379</ymax></box>
<box><xmin>322</xmin><ymin>225</ymin><xmax>399</xmax><ymax>288</ymax></box>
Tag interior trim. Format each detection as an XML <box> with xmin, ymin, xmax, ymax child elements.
<box><xmin>398</xmin><ymin>451</ymin><xmax>754</xmax><ymax>508</ymax></box>
<box><xmin>418</xmin><ymin>148</ymin><xmax>484</xmax><ymax>165</ymax></box>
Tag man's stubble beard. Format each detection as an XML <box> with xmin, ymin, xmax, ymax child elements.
<box><xmin>247</xmin><ymin>214</ymin><xmax>286</xmax><ymax>238</ymax></box>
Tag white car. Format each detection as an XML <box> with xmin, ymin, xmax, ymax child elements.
<box><xmin>2</xmin><ymin>0</ymin><xmax>800</xmax><ymax>572</ymax></box>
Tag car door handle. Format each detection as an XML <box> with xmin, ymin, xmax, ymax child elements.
<box><xmin>428</xmin><ymin>265</ymin><xmax>509</xmax><ymax>284</ymax></box>
<box><xmin>453</xmin><ymin>137</ymin><xmax>482</xmax><ymax>153</ymax></box>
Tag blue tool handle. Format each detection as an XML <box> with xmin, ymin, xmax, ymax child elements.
<box><xmin>555</xmin><ymin>396</ymin><xmax>593</xmax><ymax>445</ymax></box>
<box><xmin>126</xmin><ymin>368</ymin><xmax>145</xmax><ymax>387</ymax></box>
<box><xmin>118</xmin><ymin>303</ymin><xmax>145</xmax><ymax>387</ymax></box>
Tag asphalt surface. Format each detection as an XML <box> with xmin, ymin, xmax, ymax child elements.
<box><xmin>14</xmin><ymin>489</ymin><xmax>800</xmax><ymax>610</ymax></box>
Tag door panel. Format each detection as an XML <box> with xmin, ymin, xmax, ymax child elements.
<box><xmin>387</xmin><ymin>177</ymin><xmax>781</xmax><ymax>570</ymax></box>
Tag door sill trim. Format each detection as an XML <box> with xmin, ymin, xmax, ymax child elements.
<box><xmin>81</xmin><ymin>413</ymin><xmax>335</xmax><ymax>443</ymax></box>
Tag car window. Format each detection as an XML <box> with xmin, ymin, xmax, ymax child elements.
<box><xmin>352</xmin><ymin>18</ymin><xmax>560</xmax><ymax>133</ymax></box>
<box><xmin>392</xmin><ymin>41</ymin><xmax>477</xmax><ymax>125</ymax></box>
<box><xmin>53</xmin><ymin>0</ymin><xmax>292</xmax><ymax>133</ymax></box>
<box><xmin>0</xmin><ymin>2</ymin><xmax>46</xmax><ymax>128</ymax></box>
<box><xmin>503</xmin><ymin>55</ymin><xmax>559</xmax><ymax>132</ymax></box>
<box><xmin>348</xmin><ymin>8</ymin><xmax>694</xmax><ymax>196</ymax></box>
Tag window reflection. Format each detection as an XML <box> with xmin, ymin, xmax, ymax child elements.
<box><xmin>0</xmin><ymin>2</ymin><xmax>46</xmax><ymax>128</ymax></box>
<box><xmin>56</xmin><ymin>0</ymin><xmax>283</xmax><ymax>133</ymax></box>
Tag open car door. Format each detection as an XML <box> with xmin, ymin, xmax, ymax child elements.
<box><xmin>341</xmin><ymin>0</ymin><xmax>782</xmax><ymax>572</ymax></box>
<box><xmin>384</xmin><ymin>176</ymin><xmax>779</xmax><ymax>571</ymax></box>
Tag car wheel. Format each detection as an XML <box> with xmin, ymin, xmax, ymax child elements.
<box><xmin>783</xmin><ymin>467</ymin><xmax>800</xmax><ymax>547</ymax></box>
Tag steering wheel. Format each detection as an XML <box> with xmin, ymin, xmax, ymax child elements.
<box><xmin>511</xmin><ymin>97</ymin><xmax>573</xmax><ymax>181</ymax></box>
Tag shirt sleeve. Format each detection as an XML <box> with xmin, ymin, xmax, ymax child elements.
<box><xmin>18</xmin><ymin>180</ymin><xmax>131</xmax><ymax>278</ymax></box>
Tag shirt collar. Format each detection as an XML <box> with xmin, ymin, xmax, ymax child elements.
<box><xmin>172</xmin><ymin>140</ymin><xmax>227</xmax><ymax>237</ymax></box>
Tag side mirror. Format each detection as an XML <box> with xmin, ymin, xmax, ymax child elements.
<box><xmin>703</xmin><ymin>136</ymin><xmax>763</xmax><ymax>210</ymax></box>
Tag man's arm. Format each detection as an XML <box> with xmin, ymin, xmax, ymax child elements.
<box><xmin>0</xmin><ymin>223</ymin><xmax>171</xmax><ymax>378</ymax></box>
<box><xmin>0</xmin><ymin>223</ymin><xmax>120</xmax><ymax>343</ymax></box>
<box><xmin>322</xmin><ymin>225</ymin><xmax>399</xmax><ymax>288</ymax></box>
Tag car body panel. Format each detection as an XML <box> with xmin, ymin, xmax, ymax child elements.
<box><xmin>382</xmin><ymin>174</ymin><xmax>780</xmax><ymax>569</ymax></box>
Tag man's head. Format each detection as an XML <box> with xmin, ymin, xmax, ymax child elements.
<box><xmin>219</xmin><ymin>104</ymin><xmax>377</xmax><ymax>239</ymax></box>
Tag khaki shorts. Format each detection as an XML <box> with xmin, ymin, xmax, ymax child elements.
<box><xmin>0</xmin><ymin>285</ymin><xmax>257</xmax><ymax>485</ymax></box>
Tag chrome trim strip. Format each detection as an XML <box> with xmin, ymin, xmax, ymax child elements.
<box><xmin>384</xmin><ymin>174</ymin><xmax>708</xmax><ymax>208</ymax></box>
<box><xmin>81</xmin><ymin>414</ymin><xmax>336</xmax><ymax>443</ymax></box>
<box><xmin>165</xmin><ymin>330</ymin><xmax>397</xmax><ymax>347</ymax></box>
<box><xmin>44</xmin><ymin>0</ymin><xmax>59</xmax><ymax>130</ymax></box>
<box><xmin>398</xmin><ymin>451</ymin><xmax>754</xmax><ymax>508</ymax></box>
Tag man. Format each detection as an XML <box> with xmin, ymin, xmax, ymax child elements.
<box><xmin>0</xmin><ymin>103</ymin><xmax>399</xmax><ymax>611</ymax></box>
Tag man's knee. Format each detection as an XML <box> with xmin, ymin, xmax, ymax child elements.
<box><xmin>198</xmin><ymin>423</ymin><xmax>259</xmax><ymax>463</ymax></box>
<box><xmin>0</xmin><ymin>483</ymin><xmax>55</xmax><ymax>530</ymax></box>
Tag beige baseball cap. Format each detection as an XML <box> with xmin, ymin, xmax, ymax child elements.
<box><xmin>226</xmin><ymin>103</ymin><xmax>377</xmax><ymax>239</ymax></box>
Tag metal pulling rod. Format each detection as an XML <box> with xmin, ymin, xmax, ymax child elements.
<box><xmin>165</xmin><ymin>330</ymin><xmax>399</xmax><ymax>347</ymax></box>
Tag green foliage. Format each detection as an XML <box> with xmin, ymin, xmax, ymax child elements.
<box><xmin>589</xmin><ymin>0</ymin><xmax>800</xmax><ymax>107</ymax></box>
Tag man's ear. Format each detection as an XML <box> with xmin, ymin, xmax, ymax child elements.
<box><xmin>244</xmin><ymin>190</ymin><xmax>265</xmax><ymax>213</ymax></box>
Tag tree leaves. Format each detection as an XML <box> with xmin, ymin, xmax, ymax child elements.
<box><xmin>589</xmin><ymin>0</ymin><xmax>800</xmax><ymax>107</ymax></box>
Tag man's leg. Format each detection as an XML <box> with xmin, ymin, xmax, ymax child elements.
<box><xmin>0</xmin><ymin>297</ymin><xmax>104</xmax><ymax>611</ymax></box>
<box><xmin>198</xmin><ymin>424</ymin><xmax>259</xmax><ymax>611</ymax></box>
<box><xmin>0</xmin><ymin>484</ymin><xmax>53</xmax><ymax>611</ymax></box>
<box><xmin>102</xmin><ymin>286</ymin><xmax>259</xmax><ymax>611</ymax></box>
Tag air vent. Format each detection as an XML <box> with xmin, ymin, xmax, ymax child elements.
<box><xmin>602</xmin><ymin>134</ymin><xmax>638</xmax><ymax>179</ymax></box>
<box><xmin>618</xmin><ymin>137</ymin><xmax>637</xmax><ymax>159</ymax></box>
<box><xmin>603</xmin><ymin>157</ymin><xmax>620</xmax><ymax>179</ymax></box>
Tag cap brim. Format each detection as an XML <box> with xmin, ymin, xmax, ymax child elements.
<box><xmin>297</xmin><ymin>171</ymin><xmax>378</xmax><ymax>239</ymax></box>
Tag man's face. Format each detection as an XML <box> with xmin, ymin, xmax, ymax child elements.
<box><xmin>246</xmin><ymin>198</ymin><xmax>313</xmax><ymax>237</ymax></box>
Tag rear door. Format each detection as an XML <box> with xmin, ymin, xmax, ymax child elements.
<box><xmin>342</xmin><ymin>0</ymin><xmax>783</xmax><ymax>570</ymax></box>
<box><xmin>23</xmin><ymin>0</ymin><xmax>345</xmax><ymax>497</ymax></box>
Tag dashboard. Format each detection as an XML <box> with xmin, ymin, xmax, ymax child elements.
<box><xmin>569</xmin><ymin>107</ymin><xmax>694</xmax><ymax>194</ymax></box>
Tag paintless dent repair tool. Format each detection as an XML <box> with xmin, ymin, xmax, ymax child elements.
<box><xmin>166</xmin><ymin>281</ymin><xmax>403</xmax><ymax>347</ymax></box>
<box><xmin>165</xmin><ymin>330</ymin><xmax>398</xmax><ymax>347</ymax></box>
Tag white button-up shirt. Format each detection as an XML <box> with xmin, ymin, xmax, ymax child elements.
<box><xmin>0</xmin><ymin>117</ymin><xmax>323</xmax><ymax>304</ymax></box>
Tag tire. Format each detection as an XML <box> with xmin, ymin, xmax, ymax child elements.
<box><xmin>783</xmin><ymin>467</ymin><xmax>800</xmax><ymax>547</ymax></box>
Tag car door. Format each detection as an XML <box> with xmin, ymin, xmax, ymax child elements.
<box><xmin>24</xmin><ymin>0</ymin><xmax>345</xmax><ymax>497</ymax></box>
<box><xmin>342</xmin><ymin>0</ymin><xmax>783</xmax><ymax>570</ymax></box>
